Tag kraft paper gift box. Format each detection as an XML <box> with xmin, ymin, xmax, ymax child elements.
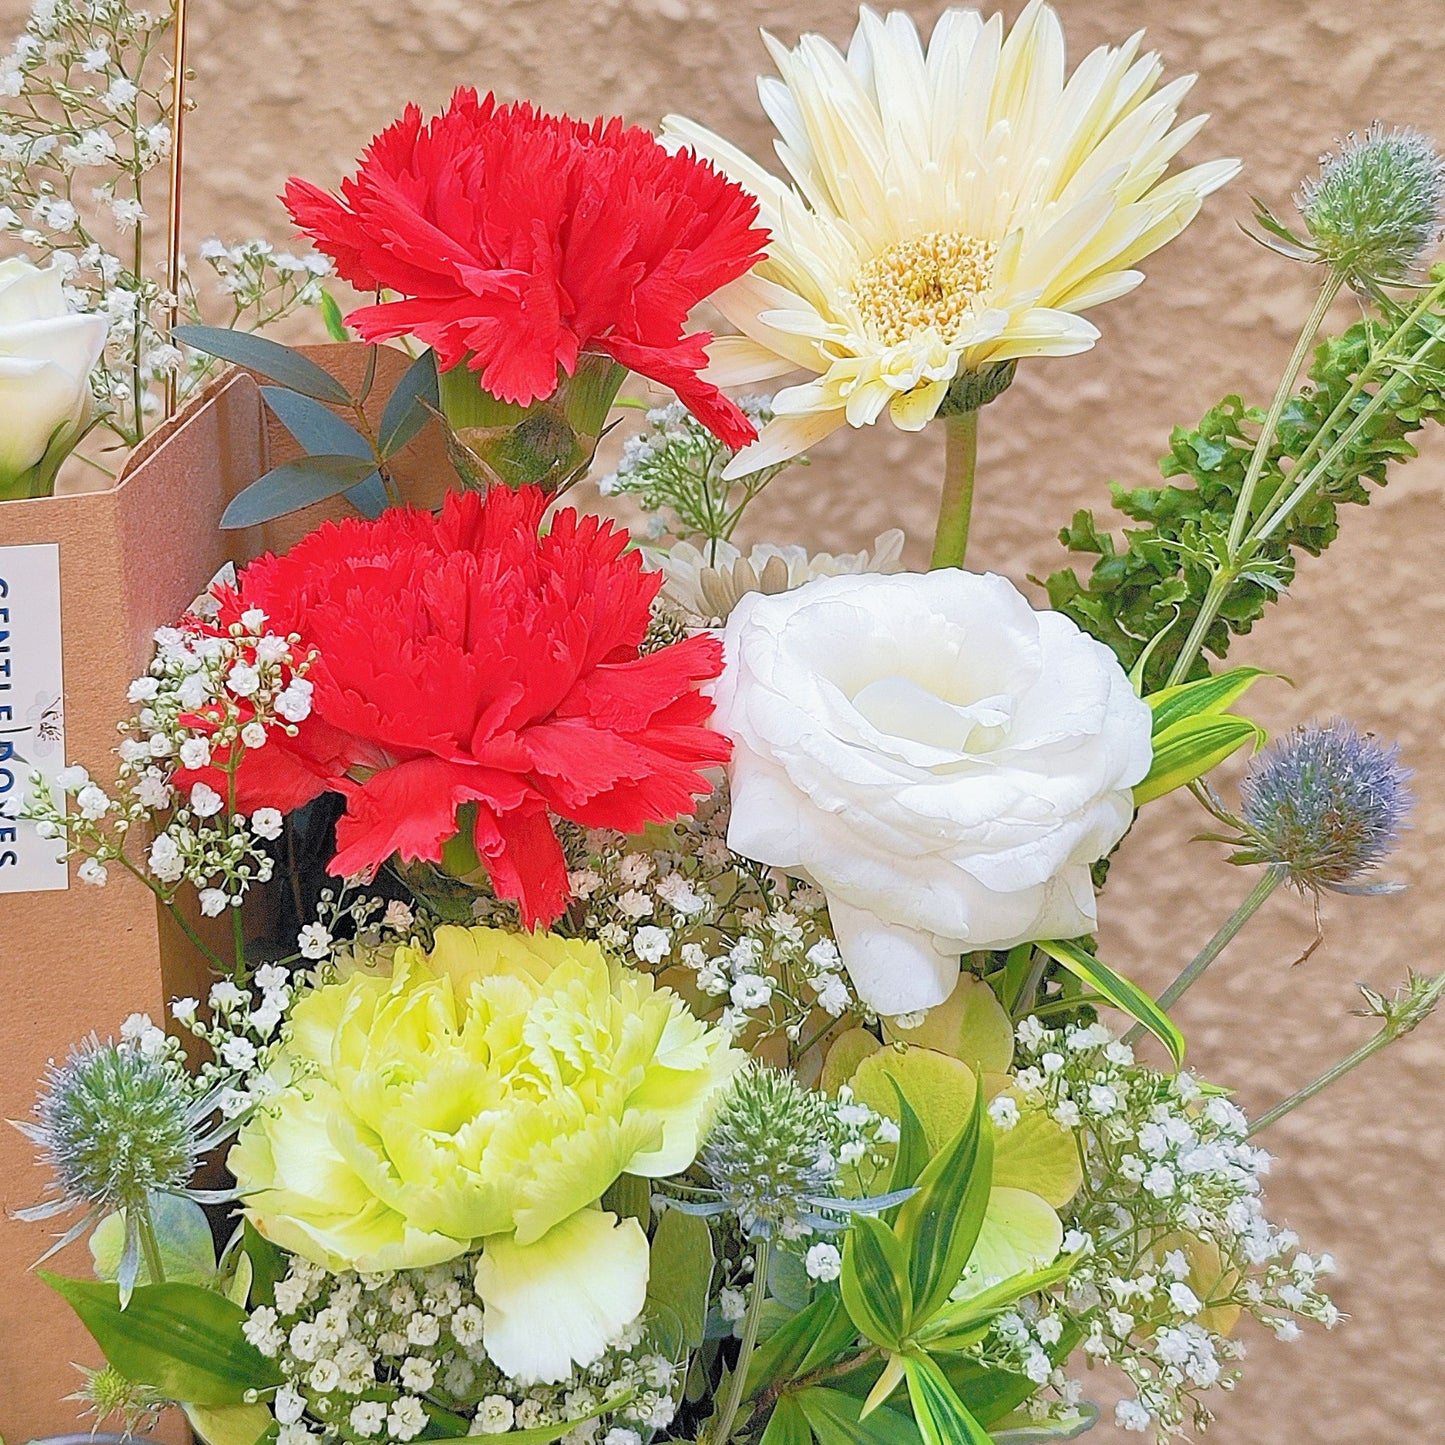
<box><xmin>0</xmin><ymin>344</ymin><xmax>444</xmax><ymax>1438</ymax></box>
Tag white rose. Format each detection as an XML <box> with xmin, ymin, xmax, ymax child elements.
<box><xmin>713</xmin><ymin>570</ymin><xmax>1152</xmax><ymax>1016</ymax></box>
<box><xmin>0</xmin><ymin>257</ymin><xmax>108</xmax><ymax>488</ymax></box>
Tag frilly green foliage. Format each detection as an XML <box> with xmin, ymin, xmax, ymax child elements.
<box><xmin>1044</xmin><ymin>299</ymin><xmax>1445</xmax><ymax>693</ymax></box>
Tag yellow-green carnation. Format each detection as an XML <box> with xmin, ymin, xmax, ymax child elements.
<box><xmin>230</xmin><ymin>925</ymin><xmax>743</xmax><ymax>1382</ymax></box>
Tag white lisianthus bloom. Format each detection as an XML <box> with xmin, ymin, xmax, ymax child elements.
<box><xmin>713</xmin><ymin>570</ymin><xmax>1152</xmax><ymax>1015</ymax></box>
<box><xmin>663</xmin><ymin>2</ymin><xmax>1239</xmax><ymax>475</ymax></box>
<box><xmin>660</xmin><ymin>530</ymin><xmax>906</xmax><ymax>625</ymax></box>
<box><xmin>0</xmin><ymin>256</ymin><xmax>107</xmax><ymax>490</ymax></box>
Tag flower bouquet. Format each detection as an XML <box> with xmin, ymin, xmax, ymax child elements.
<box><xmin>8</xmin><ymin>3</ymin><xmax>1445</xmax><ymax>1444</ymax></box>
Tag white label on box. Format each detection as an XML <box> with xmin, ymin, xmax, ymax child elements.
<box><xmin>0</xmin><ymin>543</ymin><xmax>68</xmax><ymax>893</ymax></box>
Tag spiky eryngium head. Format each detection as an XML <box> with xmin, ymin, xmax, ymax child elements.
<box><xmin>1299</xmin><ymin>123</ymin><xmax>1445</xmax><ymax>285</ymax></box>
<box><xmin>699</xmin><ymin>1067</ymin><xmax>842</xmax><ymax>1238</ymax></box>
<box><xmin>23</xmin><ymin>1036</ymin><xmax>198</xmax><ymax>1215</ymax></box>
<box><xmin>69</xmin><ymin>1363</ymin><xmax>167</xmax><ymax>1436</ymax></box>
<box><xmin>1238</xmin><ymin>719</ymin><xmax>1413</xmax><ymax>892</ymax></box>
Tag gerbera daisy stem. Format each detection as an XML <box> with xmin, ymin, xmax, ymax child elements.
<box><xmin>930</xmin><ymin>409</ymin><xmax>980</xmax><ymax>570</ymax></box>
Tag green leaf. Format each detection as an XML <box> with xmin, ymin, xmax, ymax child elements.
<box><xmin>902</xmin><ymin>1353</ymin><xmax>993</xmax><ymax>1445</ymax></box>
<box><xmin>840</xmin><ymin>1215</ymin><xmax>912</xmax><ymax>1350</ymax></box>
<box><xmin>379</xmin><ymin>349</ymin><xmax>440</xmax><ymax>457</ymax></box>
<box><xmin>43</xmin><ymin>1273</ymin><xmax>282</xmax><ymax>1405</ymax></box>
<box><xmin>992</xmin><ymin>1403</ymin><xmax>1100</xmax><ymax>1443</ymax></box>
<box><xmin>91</xmin><ymin>1197</ymin><xmax>216</xmax><ymax>1288</ymax></box>
<box><xmin>917</xmin><ymin>1256</ymin><xmax>1077</xmax><ymax>1352</ymax></box>
<box><xmin>239</xmin><ymin>1222</ymin><xmax>288</xmax><ymax>1310</ymax></box>
<box><xmin>319</xmin><ymin>291</ymin><xmax>351</xmax><ymax>342</ymax></box>
<box><xmin>173</xmin><ymin>325</ymin><xmax>352</xmax><ymax>404</ymax></box>
<box><xmin>797</xmin><ymin>1386</ymin><xmax>924</xmax><ymax>1445</ymax></box>
<box><xmin>184</xmin><ymin>1402</ymin><xmax>275</xmax><ymax>1445</ymax></box>
<box><xmin>646</xmin><ymin>1207</ymin><xmax>713</xmax><ymax>1349</ymax></box>
<box><xmin>759</xmin><ymin>1395</ymin><xmax>814</xmax><ymax>1445</ymax></box>
<box><xmin>1145</xmin><ymin>666</ymin><xmax>1270</xmax><ymax>734</ymax></box>
<box><xmin>221</xmin><ymin>454</ymin><xmax>382</xmax><ymax>529</ymax></box>
<box><xmin>1034</xmin><ymin>938</ymin><xmax>1185</xmax><ymax>1068</ymax></box>
<box><xmin>893</xmin><ymin>1089</ymin><xmax>994</xmax><ymax>1327</ymax></box>
<box><xmin>258</xmin><ymin>386</ymin><xmax>386</xmax><ymax>517</ymax></box>
<box><xmin>747</xmin><ymin>1292</ymin><xmax>853</xmax><ymax>1396</ymax></box>
<box><xmin>1135</xmin><ymin>713</ymin><xmax>1266</xmax><ymax>805</ymax></box>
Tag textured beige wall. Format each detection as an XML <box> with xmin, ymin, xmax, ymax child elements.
<box><xmin>4</xmin><ymin>0</ymin><xmax>1444</xmax><ymax>1437</ymax></box>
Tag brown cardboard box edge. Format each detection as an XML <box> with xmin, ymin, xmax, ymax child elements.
<box><xmin>0</xmin><ymin>369</ymin><xmax>265</xmax><ymax>1439</ymax></box>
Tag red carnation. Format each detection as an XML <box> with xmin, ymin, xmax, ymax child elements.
<box><xmin>188</xmin><ymin>488</ymin><xmax>729</xmax><ymax>927</ymax></box>
<box><xmin>284</xmin><ymin>89</ymin><xmax>768</xmax><ymax>449</ymax></box>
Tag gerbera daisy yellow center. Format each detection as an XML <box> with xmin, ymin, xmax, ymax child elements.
<box><xmin>849</xmin><ymin>231</ymin><xmax>998</xmax><ymax>347</ymax></box>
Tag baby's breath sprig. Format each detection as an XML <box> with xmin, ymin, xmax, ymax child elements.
<box><xmin>0</xmin><ymin>0</ymin><xmax>330</xmax><ymax>450</ymax></box>
<box><xmin>464</xmin><ymin>787</ymin><xmax>864</xmax><ymax>1056</ymax></box>
<box><xmin>18</xmin><ymin>602</ymin><xmax>316</xmax><ymax>978</ymax></box>
<box><xmin>997</xmin><ymin>1018</ymin><xmax>1337</xmax><ymax>1439</ymax></box>
<box><xmin>599</xmin><ymin>398</ymin><xmax>802</xmax><ymax>559</ymax></box>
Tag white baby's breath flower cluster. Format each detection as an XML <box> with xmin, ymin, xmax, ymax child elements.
<box><xmin>475</xmin><ymin>790</ymin><xmax>862</xmax><ymax>1049</ymax></box>
<box><xmin>21</xmin><ymin>604</ymin><xmax>314</xmax><ymax>920</ymax></box>
<box><xmin>0</xmin><ymin>0</ymin><xmax>329</xmax><ymax>446</ymax></box>
<box><xmin>242</xmin><ymin>1255</ymin><xmax>680</xmax><ymax>1445</ymax></box>
<box><xmin>988</xmin><ymin>1018</ymin><xmax>1338</xmax><ymax>1440</ymax></box>
<box><xmin>599</xmin><ymin>397</ymin><xmax>799</xmax><ymax>552</ymax></box>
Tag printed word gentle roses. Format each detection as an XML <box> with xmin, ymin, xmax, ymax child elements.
<box><xmin>712</xmin><ymin>570</ymin><xmax>1153</xmax><ymax>1015</ymax></box>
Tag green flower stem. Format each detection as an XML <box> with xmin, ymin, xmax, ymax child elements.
<box><xmin>1125</xmin><ymin>866</ymin><xmax>1284</xmax><ymax>1045</ymax></box>
<box><xmin>712</xmin><ymin>1236</ymin><xmax>772</xmax><ymax>1445</ymax></box>
<box><xmin>1225</xmin><ymin>273</ymin><xmax>1346</xmax><ymax>556</ymax></box>
<box><xmin>1166</xmin><ymin>272</ymin><xmax>1445</xmax><ymax>686</ymax></box>
<box><xmin>136</xmin><ymin>1197</ymin><xmax>167</xmax><ymax>1285</ymax></box>
<box><xmin>1247</xmin><ymin>1028</ymin><xmax>1393</xmax><ymax>1136</ymax></box>
<box><xmin>930</xmin><ymin>409</ymin><xmax>980</xmax><ymax>570</ymax></box>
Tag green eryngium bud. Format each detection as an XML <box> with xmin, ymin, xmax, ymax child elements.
<box><xmin>1299</xmin><ymin>123</ymin><xmax>1445</xmax><ymax>285</ymax></box>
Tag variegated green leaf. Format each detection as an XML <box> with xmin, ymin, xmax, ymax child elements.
<box><xmin>1135</xmin><ymin>713</ymin><xmax>1266</xmax><ymax>805</ymax></box>
<box><xmin>1144</xmin><ymin>667</ymin><xmax>1270</xmax><ymax>734</ymax></box>
<box><xmin>893</xmin><ymin>1089</ymin><xmax>994</xmax><ymax>1326</ymax></box>
<box><xmin>903</xmin><ymin>1352</ymin><xmax>993</xmax><ymax>1445</ymax></box>
<box><xmin>841</xmin><ymin>1215</ymin><xmax>912</xmax><ymax>1350</ymax></box>
<box><xmin>1034</xmin><ymin>939</ymin><xmax>1184</xmax><ymax>1067</ymax></box>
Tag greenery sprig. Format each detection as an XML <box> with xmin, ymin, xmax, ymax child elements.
<box><xmin>1044</xmin><ymin>274</ymin><xmax>1445</xmax><ymax>693</ymax></box>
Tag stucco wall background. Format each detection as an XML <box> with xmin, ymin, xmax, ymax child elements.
<box><xmin>3</xmin><ymin>0</ymin><xmax>1442</xmax><ymax>1438</ymax></box>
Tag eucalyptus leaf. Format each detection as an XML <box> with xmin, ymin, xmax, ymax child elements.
<box><xmin>379</xmin><ymin>349</ymin><xmax>440</xmax><ymax>458</ymax></box>
<box><xmin>221</xmin><ymin>455</ymin><xmax>382</xmax><ymax>530</ymax></box>
<box><xmin>260</xmin><ymin>386</ymin><xmax>372</xmax><ymax>459</ymax></box>
<box><xmin>173</xmin><ymin>325</ymin><xmax>352</xmax><ymax>404</ymax></box>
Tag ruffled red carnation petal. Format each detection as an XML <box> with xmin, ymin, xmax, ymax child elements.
<box><xmin>220</xmin><ymin>488</ymin><xmax>727</xmax><ymax>925</ymax></box>
<box><xmin>285</xmin><ymin>88</ymin><xmax>768</xmax><ymax>441</ymax></box>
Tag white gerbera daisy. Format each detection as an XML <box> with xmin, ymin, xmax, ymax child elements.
<box><xmin>664</xmin><ymin>1</ymin><xmax>1240</xmax><ymax>477</ymax></box>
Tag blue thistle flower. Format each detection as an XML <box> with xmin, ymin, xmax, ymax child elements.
<box><xmin>699</xmin><ymin>1068</ymin><xmax>846</xmax><ymax>1239</ymax></box>
<box><xmin>1237</xmin><ymin>720</ymin><xmax>1413</xmax><ymax>892</ymax></box>
<box><xmin>15</xmin><ymin>1035</ymin><xmax>236</xmax><ymax>1299</ymax></box>
<box><xmin>1299</xmin><ymin>124</ymin><xmax>1445</xmax><ymax>284</ymax></box>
